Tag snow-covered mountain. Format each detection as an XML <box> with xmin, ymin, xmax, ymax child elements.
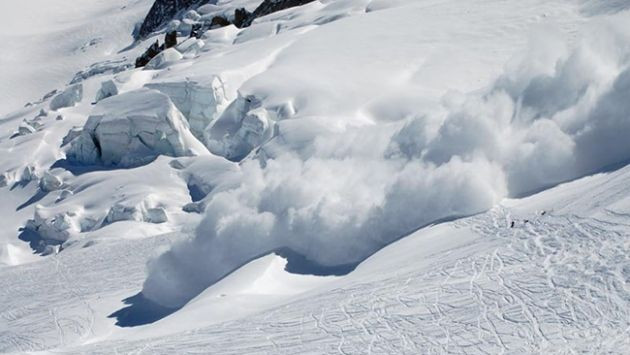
<box><xmin>1</xmin><ymin>0</ymin><xmax>629</xmax><ymax>353</ymax></box>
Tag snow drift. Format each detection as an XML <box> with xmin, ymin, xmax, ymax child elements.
<box><xmin>142</xmin><ymin>15</ymin><xmax>630</xmax><ymax>309</ymax></box>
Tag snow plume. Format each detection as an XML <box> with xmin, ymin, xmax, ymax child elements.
<box><xmin>143</xmin><ymin>15</ymin><xmax>630</xmax><ymax>308</ymax></box>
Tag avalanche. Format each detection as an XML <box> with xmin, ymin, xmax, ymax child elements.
<box><xmin>0</xmin><ymin>0</ymin><xmax>629</xmax><ymax>353</ymax></box>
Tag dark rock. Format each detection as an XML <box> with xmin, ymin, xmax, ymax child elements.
<box><xmin>137</xmin><ymin>0</ymin><xmax>315</xmax><ymax>39</ymax></box>
<box><xmin>138</xmin><ymin>0</ymin><xmax>207</xmax><ymax>38</ymax></box>
<box><xmin>165</xmin><ymin>30</ymin><xmax>178</xmax><ymax>48</ymax></box>
<box><xmin>210</xmin><ymin>15</ymin><xmax>230</xmax><ymax>29</ymax></box>
<box><xmin>135</xmin><ymin>40</ymin><xmax>162</xmax><ymax>68</ymax></box>
<box><xmin>190</xmin><ymin>23</ymin><xmax>204</xmax><ymax>38</ymax></box>
<box><xmin>233</xmin><ymin>8</ymin><xmax>251</xmax><ymax>28</ymax></box>
<box><xmin>242</xmin><ymin>0</ymin><xmax>315</xmax><ymax>28</ymax></box>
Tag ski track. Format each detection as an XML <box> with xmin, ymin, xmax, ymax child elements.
<box><xmin>0</xmin><ymin>234</ymin><xmax>177</xmax><ymax>353</ymax></box>
<box><xmin>10</xmin><ymin>206</ymin><xmax>618</xmax><ymax>354</ymax></box>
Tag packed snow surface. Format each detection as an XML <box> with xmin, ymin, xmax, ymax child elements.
<box><xmin>0</xmin><ymin>0</ymin><xmax>629</xmax><ymax>353</ymax></box>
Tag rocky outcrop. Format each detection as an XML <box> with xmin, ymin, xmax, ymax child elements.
<box><xmin>236</xmin><ymin>0</ymin><xmax>316</xmax><ymax>28</ymax></box>
<box><xmin>135</xmin><ymin>40</ymin><xmax>162</xmax><ymax>68</ymax></box>
<box><xmin>137</xmin><ymin>0</ymin><xmax>207</xmax><ymax>38</ymax></box>
<box><xmin>137</xmin><ymin>0</ymin><xmax>316</xmax><ymax>39</ymax></box>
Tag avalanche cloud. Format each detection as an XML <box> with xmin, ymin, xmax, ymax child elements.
<box><xmin>142</xmin><ymin>12</ymin><xmax>630</xmax><ymax>308</ymax></box>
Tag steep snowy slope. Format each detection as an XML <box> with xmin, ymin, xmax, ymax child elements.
<box><xmin>0</xmin><ymin>0</ymin><xmax>629</xmax><ymax>353</ymax></box>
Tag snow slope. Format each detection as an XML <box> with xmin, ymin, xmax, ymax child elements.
<box><xmin>0</xmin><ymin>0</ymin><xmax>629</xmax><ymax>353</ymax></box>
<box><xmin>0</xmin><ymin>0</ymin><xmax>153</xmax><ymax>114</ymax></box>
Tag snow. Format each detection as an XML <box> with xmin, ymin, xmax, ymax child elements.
<box><xmin>0</xmin><ymin>0</ymin><xmax>629</xmax><ymax>353</ymax></box>
<box><xmin>66</xmin><ymin>89</ymin><xmax>208</xmax><ymax>167</ymax></box>
<box><xmin>145</xmin><ymin>47</ymin><xmax>184</xmax><ymax>70</ymax></box>
<box><xmin>49</xmin><ymin>84</ymin><xmax>83</xmax><ymax>111</ymax></box>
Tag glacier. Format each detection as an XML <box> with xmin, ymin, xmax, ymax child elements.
<box><xmin>0</xmin><ymin>0</ymin><xmax>629</xmax><ymax>353</ymax></box>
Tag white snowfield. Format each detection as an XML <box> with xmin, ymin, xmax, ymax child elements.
<box><xmin>0</xmin><ymin>0</ymin><xmax>629</xmax><ymax>353</ymax></box>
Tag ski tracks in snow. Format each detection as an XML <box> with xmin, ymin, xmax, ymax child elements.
<box><xmin>70</xmin><ymin>206</ymin><xmax>630</xmax><ymax>354</ymax></box>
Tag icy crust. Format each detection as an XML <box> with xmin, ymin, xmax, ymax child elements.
<box><xmin>145</xmin><ymin>77</ymin><xmax>227</xmax><ymax>140</ymax></box>
<box><xmin>207</xmin><ymin>93</ymin><xmax>275</xmax><ymax>161</ymax></box>
<box><xmin>67</xmin><ymin>89</ymin><xmax>208</xmax><ymax>168</ymax></box>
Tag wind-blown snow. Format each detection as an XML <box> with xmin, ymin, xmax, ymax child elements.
<box><xmin>1</xmin><ymin>0</ymin><xmax>630</xmax><ymax>352</ymax></box>
<box><xmin>142</xmin><ymin>3</ymin><xmax>630</xmax><ymax>308</ymax></box>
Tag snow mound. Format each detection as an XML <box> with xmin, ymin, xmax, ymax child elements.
<box><xmin>67</xmin><ymin>89</ymin><xmax>208</xmax><ymax>168</ymax></box>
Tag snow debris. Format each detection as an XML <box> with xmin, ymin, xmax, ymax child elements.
<box><xmin>70</xmin><ymin>59</ymin><xmax>132</xmax><ymax>84</ymax></box>
<box><xmin>16</xmin><ymin>122</ymin><xmax>37</xmax><ymax>136</ymax></box>
<box><xmin>106</xmin><ymin>204</ymin><xmax>142</xmax><ymax>224</ymax></box>
<box><xmin>39</xmin><ymin>172</ymin><xmax>63</xmax><ymax>192</ymax></box>
<box><xmin>145</xmin><ymin>48</ymin><xmax>183</xmax><ymax>70</ymax></box>
<box><xmin>175</xmin><ymin>38</ymin><xmax>205</xmax><ymax>58</ymax></box>
<box><xmin>184</xmin><ymin>10</ymin><xmax>201</xmax><ymax>22</ymax></box>
<box><xmin>106</xmin><ymin>204</ymin><xmax>168</xmax><ymax>224</ymax></box>
<box><xmin>167</xmin><ymin>19</ymin><xmax>181</xmax><ymax>33</ymax></box>
<box><xmin>95</xmin><ymin>79</ymin><xmax>120</xmax><ymax>103</ymax></box>
<box><xmin>207</xmin><ymin>94</ymin><xmax>275</xmax><ymax>161</ymax></box>
<box><xmin>145</xmin><ymin>207</ymin><xmax>168</xmax><ymax>224</ymax></box>
<box><xmin>26</xmin><ymin>209</ymin><xmax>79</xmax><ymax>243</ymax></box>
<box><xmin>56</xmin><ymin>189</ymin><xmax>73</xmax><ymax>203</ymax></box>
<box><xmin>182</xmin><ymin>202</ymin><xmax>204</xmax><ymax>213</ymax></box>
<box><xmin>49</xmin><ymin>84</ymin><xmax>83</xmax><ymax>110</ymax></box>
<box><xmin>20</xmin><ymin>166</ymin><xmax>37</xmax><ymax>183</ymax></box>
<box><xmin>61</xmin><ymin>126</ymin><xmax>82</xmax><ymax>146</ymax></box>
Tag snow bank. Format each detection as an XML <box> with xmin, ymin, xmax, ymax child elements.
<box><xmin>67</xmin><ymin>89</ymin><xmax>208</xmax><ymax>167</ymax></box>
<box><xmin>142</xmin><ymin>15</ymin><xmax>630</xmax><ymax>308</ymax></box>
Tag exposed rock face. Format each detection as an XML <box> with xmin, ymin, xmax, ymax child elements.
<box><xmin>210</xmin><ymin>15</ymin><xmax>230</xmax><ymax>29</ymax></box>
<box><xmin>233</xmin><ymin>8</ymin><xmax>251</xmax><ymax>28</ymax></box>
<box><xmin>237</xmin><ymin>0</ymin><xmax>316</xmax><ymax>28</ymax></box>
<box><xmin>165</xmin><ymin>30</ymin><xmax>178</xmax><ymax>48</ymax></box>
<box><xmin>137</xmin><ymin>0</ymin><xmax>206</xmax><ymax>38</ymax></box>
<box><xmin>137</xmin><ymin>0</ymin><xmax>316</xmax><ymax>38</ymax></box>
<box><xmin>135</xmin><ymin>40</ymin><xmax>162</xmax><ymax>68</ymax></box>
<box><xmin>67</xmin><ymin>89</ymin><xmax>207</xmax><ymax>168</ymax></box>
